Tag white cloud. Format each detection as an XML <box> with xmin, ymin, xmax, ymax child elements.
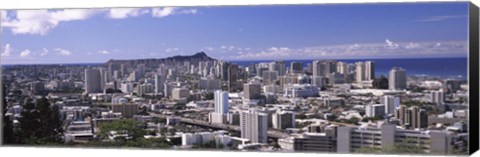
<box><xmin>54</xmin><ymin>48</ymin><xmax>72</xmax><ymax>56</ymax></box>
<box><xmin>229</xmin><ymin>40</ymin><xmax>467</xmax><ymax>60</ymax></box>
<box><xmin>151</xmin><ymin>7</ymin><xmax>197</xmax><ymax>18</ymax></box>
<box><xmin>202</xmin><ymin>47</ymin><xmax>214</xmax><ymax>51</ymax></box>
<box><xmin>108</xmin><ymin>8</ymin><xmax>149</xmax><ymax>19</ymax></box>
<box><xmin>98</xmin><ymin>50</ymin><xmax>110</xmax><ymax>54</ymax></box>
<box><xmin>20</xmin><ymin>49</ymin><xmax>31</xmax><ymax>57</ymax></box>
<box><xmin>40</xmin><ymin>48</ymin><xmax>48</xmax><ymax>56</ymax></box>
<box><xmin>178</xmin><ymin>9</ymin><xmax>198</xmax><ymax>15</ymax></box>
<box><xmin>2</xmin><ymin>9</ymin><xmax>101</xmax><ymax>35</ymax></box>
<box><xmin>1</xmin><ymin>44</ymin><xmax>12</xmax><ymax>57</ymax></box>
<box><xmin>220</xmin><ymin>45</ymin><xmax>238</xmax><ymax>51</ymax></box>
<box><xmin>405</xmin><ymin>42</ymin><xmax>420</xmax><ymax>49</ymax></box>
<box><xmin>385</xmin><ymin>39</ymin><xmax>399</xmax><ymax>49</ymax></box>
<box><xmin>152</xmin><ymin>7</ymin><xmax>176</xmax><ymax>18</ymax></box>
<box><xmin>2</xmin><ymin>8</ymin><xmax>198</xmax><ymax>35</ymax></box>
<box><xmin>165</xmin><ymin>47</ymin><xmax>179</xmax><ymax>52</ymax></box>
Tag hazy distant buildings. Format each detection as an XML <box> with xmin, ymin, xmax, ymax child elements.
<box><xmin>283</xmin><ymin>84</ymin><xmax>320</xmax><ymax>98</ymax></box>
<box><xmin>172</xmin><ymin>88</ymin><xmax>190</xmax><ymax>101</ymax></box>
<box><xmin>85</xmin><ymin>68</ymin><xmax>103</xmax><ymax>93</ymax></box>
<box><xmin>240</xmin><ymin>109</ymin><xmax>268</xmax><ymax>143</ymax></box>
<box><xmin>444</xmin><ymin>79</ymin><xmax>461</xmax><ymax>94</ymax></box>
<box><xmin>30</xmin><ymin>81</ymin><xmax>45</xmax><ymax>95</ymax></box>
<box><xmin>198</xmin><ymin>78</ymin><xmax>221</xmax><ymax>90</ymax></box>
<box><xmin>111</xmin><ymin>104</ymin><xmax>138</xmax><ymax>118</ymax></box>
<box><xmin>262</xmin><ymin>70</ymin><xmax>279</xmax><ymax>84</ymax></box>
<box><xmin>269</xmin><ymin>61</ymin><xmax>286</xmax><ymax>76</ymax></box>
<box><xmin>290</xmin><ymin>62</ymin><xmax>303</xmax><ymax>74</ymax></box>
<box><xmin>244</xmin><ymin>82</ymin><xmax>262</xmax><ymax>100</ymax></box>
<box><xmin>228</xmin><ymin>64</ymin><xmax>239</xmax><ymax>92</ymax></box>
<box><xmin>154</xmin><ymin>74</ymin><xmax>165</xmax><ymax>95</ymax></box>
<box><xmin>313</xmin><ymin>60</ymin><xmax>336</xmax><ymax>87</ymax></box>
<box><xmin>373</xmin><ymin>76</ymin><xmax>389</xmax><ymax>89</ymax></box>
<box><xmin>389</xmin><ymin>67</ymin><xmax>407</xmax><ymax>90</ymax></box>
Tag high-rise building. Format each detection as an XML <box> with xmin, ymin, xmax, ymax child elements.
<box><xmin>262</xmin><ymin>70</ymin><xmax>278</xmax><ymax>83</ymax></box>
<box><xmin>111</xmin><ymin>104</ymin><xmax>139</xmax><ymax>118</ymax></box>
<box><xmin>172</xmin><ymin>88</ymin><xmax>190</xmax><ymax>101</ymax></box>
<box><xmin>127</xmin><ymin>71</ymin><xmax>139</xmax><ymax>82</ymax></box>
<box><xmin>240</xmin><ymin>109</ymin><xmax>268</xmax><ymax>143</ymax></box>
<box><xmin>210</xmin><ymin>90</ymin><xmax>229</xmax><ymax>124</ymax></box>
<box><xmin>313</xmin><ymin>60</ymin><xmax>336</xmax><ymax>78</ymax></box>
<box><xmin>263</xmin><ymin>84</ymin><xmax>280</xmax><ymax>95</ymax></box>
<box><xmin>355</xmin><ymin>62</ymin><xmax>365</xmax><ymax>83</ymax></box>
<box><xmin>136</xmin><ymin>64</ymin><xmax>145</xmax><ymax>78</ymax></box>
<box><xmin>395</xmin><ymin>105</ymin><xmax>408</xmax><ymax>125</ymax></box>
<box><xmin>290</xmin><ymin>62</ymin><xmax>303</xmax><ymax>74</ymax></box>
<box><xmin>430</xmin><ymin>90</ymin><xmax>445</xmax><ymax>105</ymax></box>
<box><xmin>336</xmin><ymin>62</ymin><xmax>348</xmax><ymax>74</ymax></box>
<box><xmin>373</xmin><ymin>76</ymin><xmax>389</xmax><ymax>89</ymax></box>
<box><xmin>154</xmin><ymin>74</ymin><xmax>164</xmax><ymax>95</ymax></box>
<box><xmin>228</xmin><ymin>64</ymin><xmax>239</xmax><ymax>92</ymax></box>
<box><xmin>395</xmin><ymin>105</ymin><xmax>428</xmax><ymax>129</ymax></box>
<box><xmin>443</xmin><ymin>79</ymin><xmax>461</xmax><ymax>94</ymax></box>
<box><xmin>84</xmin><ymin>68</ymin><xmax>103</xmax><ymax>93</ymax></box>
<box><xmin>365</xmin><ymin>104</ymin><xmax>385</xmax><ymax>118</ymax></box>
<box><xmin>355</xmin><ymin>61</ymin><xmax>375</xmax><ymax>83</ymax></box>
<box><xmin>388</xmin><ymin>67</ymin><xmax>407</xmax><ymax>90</ymax></box>
<box><xmin>243</xmin><ymin>82</ymin><xmax>261</xmax><ymax>99</ymax></box>
<box><xmin>365</xmin><ymin>61</ymin><xmax>375</xmax><ymax>81</ymax></box>
<box><xmin>272</xmin><ymin>110</ymin><xmax>296</xmax><ymax>130</ymax></box>
<box><xmin>198</xmin><ymin>78</ymin><xmax>221</xmax><ymax>90</ymax></box>
<box><xmin>268</xmin><ymin>61</ymin><xmax>283</xmax><ymax>76</ymax></box>
<box><xmin>382</xmin><ymin>95</ymin><xmax>400</xmax><ymax>115</ymax></box>
<box><xmin>214</xmin><ymin>90</ymin><xmax>229</xmax><ymax>114</ymax></box>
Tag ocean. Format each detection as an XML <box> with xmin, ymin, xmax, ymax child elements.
<box><xmin>231</xmin><ymin>57</ymin><xmax>468</xmax><ymax>79</ymax></box>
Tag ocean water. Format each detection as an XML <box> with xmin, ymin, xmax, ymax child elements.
<box><xmin>231</xmin><ymin>57</ymin><xmax>468</xmax><ymax>79</ymax></box>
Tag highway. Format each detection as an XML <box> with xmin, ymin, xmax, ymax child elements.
<box><xmin>151</xmin><ymin>113</ymin><xmax>289</xmax><ymax>139</ymax></box>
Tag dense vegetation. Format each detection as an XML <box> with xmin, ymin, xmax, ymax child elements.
<box><xmin>3</xmin><ymin>95</ymin><xmax>64</xmax><ymax>145</ymax></box>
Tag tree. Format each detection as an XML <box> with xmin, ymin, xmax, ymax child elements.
<box><xmin>105</xmin><ymin>88</ymin><xmax>122</xmax><ymax>94</ymax></box>
<box><xmin>15</xmin><ymin>97</ymin><xmax>64</xmax><ymax>145</ymax></box>
<box><xmin>2</xmin><ymin>85</ymin><xmax>16</xmax><ymax>144</ymax></box>
<box><xmin>296</xmin><ymin>113</ymin><xmax>307</xmax><ymax>119</ymax></box>
<box><xmin>98</xmin><ymin>119</ymin><xmax>146</xmax><ymax>140</ymax></box>
<box><xmin>16</xmin><ymin>99</ymin><xmax>41</xmax><ymax>144</ymax></box>
<box><xmin>48</xmin><ymin>105</ymin><xmax>64</xmax><ymax>143</ymax></box>
<box><xmin>204</xmin><ymin>92</ymin><xmax>214</xmax><ymax>100</ymax></box>
<box><xmin>270</xmin><ymin>142</ymin><xmax>281</xmax><ymax>151</ymax></box>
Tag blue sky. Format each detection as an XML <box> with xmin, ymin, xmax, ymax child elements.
<box><xmin>0</xmin><ymin>2</ymin><xmax>469</xmax><ymax>64</ymax></box>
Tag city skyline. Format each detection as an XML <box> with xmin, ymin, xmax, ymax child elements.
<box><xmin>1</xmin><ymin>2</ymin><xmax>469</xmax><ymax>64</ymax></box>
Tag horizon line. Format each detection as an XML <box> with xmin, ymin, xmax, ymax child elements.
<box><xmin>0</xmin><ymin>56</ymin><xmax>468</xmax><ymax>66</ymax></box>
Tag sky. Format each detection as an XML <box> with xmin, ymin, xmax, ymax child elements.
<box><xmin>0</xmin><ymin>2</ymin><xmax>470</xmax><ymax>64</ymax></box>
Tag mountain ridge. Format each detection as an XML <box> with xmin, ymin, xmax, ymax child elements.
<box><xmin>104</xmin><ymin>52</ymin><xmax>217</xmax><ymax>67</ymax></box>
